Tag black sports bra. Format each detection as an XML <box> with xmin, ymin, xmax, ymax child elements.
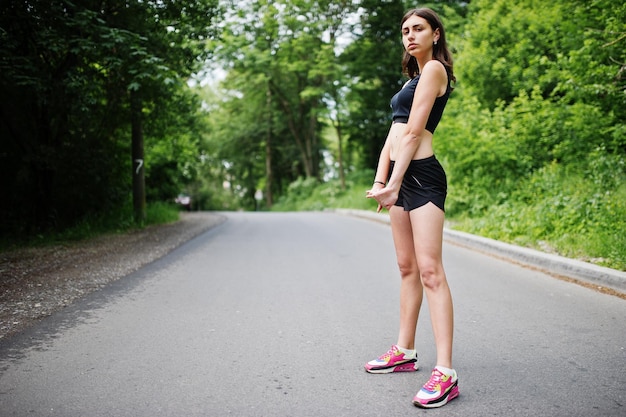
<box><xmin>390</xmin><ymin>72</ymin><xmax>451</xmax><ymax>134</ymax></box>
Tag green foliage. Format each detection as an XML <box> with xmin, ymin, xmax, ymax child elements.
<box><xmin>206</xmin><ymin>0</ymin><xmax>365</xmax><ymax>207</ymax></box>
<box><xmin>144</xmin><ymin>87</ymin><xmax>209</xmax><ymax>203</ymax></box>
<box><xmin>460</xmin><ymin>0</ymin><xmax>570</xmax><ymax>107</ymax></box>
<box><xmin>272</xmin><ymin>169</ymin><xmax>376</xmax><ymax>211</ymax></box>
<box><xmin>2</xmin><ymin>0</ymin><xmax>625</xmax><ymax>272</ymax></box>
<box><xmin>145</xmin><ymin>202</ymin><xmax>181</xmax><ymax>226</ymax></box>
<box><xmin>0</xmin><ymin>201</ymin><xmax>180</xmax><ymax>251</ymax></box>
<box><xmin>0</xmin><ymin>0</ymin><xmax>220</xmax><ymax>238</ymax></box>
<box><xmin>437</xmin><ymin>0</ymin><xmax>626</xmax><ymax>270</ymax></box>
<box><xmin>451</xmin><ymin>161</ymin><xmax>626</xmax><ymax>270</ymax></box>
<box><xmin>274</xmin><ymin>177</ymin><xmax>325</xmax><ymax>211</ymax></box>
<box><xmin>273</xmin><ymin>0</ymin><xmax>626</xmax><ymax>271</ymax></box>
<box><xmin>342</xmin><ymin>0</ymin><xmax>408</xmax><ymax>169</ymax></box>
<box><xmin>562</xmin><ymin>0</ymin><xmax>626</xmax><ymax>124</ymax></box>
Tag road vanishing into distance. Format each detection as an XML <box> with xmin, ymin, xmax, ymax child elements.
<box><xmin>1</xmin><ymin>211</ymin><xmax>624</xmax><ymax>416</ymax></box>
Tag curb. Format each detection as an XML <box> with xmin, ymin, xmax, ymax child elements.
<box><xmin>335</xmin><ymin>209</ymin><xmax>626</xmax><ymax>295</ymax></box>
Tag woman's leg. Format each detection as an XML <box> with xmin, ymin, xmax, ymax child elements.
<box><xmin>389</xmin><ymin>206</ymin><xmax>424</xmax><ymax>350</ymax></box>
<box><xmin>409</xmin><ymin>203</ymin><xmax>454</xmax><ymax>368</ymax></box>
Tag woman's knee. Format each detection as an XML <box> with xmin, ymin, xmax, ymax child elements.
<box><xmin>417</xmin><ymin>261</ymin><xmax>445</xmax><ymax>290</ymax></box>
<box><xmin>396</xmin><ymin>256</ymin><xmax>419</xmax><ymax>279</ymax></box>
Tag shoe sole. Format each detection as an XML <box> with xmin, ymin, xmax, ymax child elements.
<box><xmin>365</xmin><ymin>360</ymin><xmax>418</xmax><ymax>374</ymax></box>
<box><xmin>413</xmin><ymin>383</ymin><xmax>459</xmax><ymax>408</ymax></box>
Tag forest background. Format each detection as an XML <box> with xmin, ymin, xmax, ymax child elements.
<box><xmin>1</xmin><ymin>0</ymin><xmax>624</xmax><ymax>271</ymax></box>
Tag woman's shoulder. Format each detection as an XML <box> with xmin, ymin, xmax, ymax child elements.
<box><xmin>422</xmin><ymin>59</ymin><xmax>446</xmax><ymax>75</ymax></box>
<box><xmin>421</xmin><ymin>60</ymin><xmax>449</xmax><ymax>88</ymax></box>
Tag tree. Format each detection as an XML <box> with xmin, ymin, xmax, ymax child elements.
<box><xmin>98</xmin><ymin>0</ymin><xmax>221</xmax><ymax>221</ymax></box>
<box><xmin>341</xmin><ymin>0</ymin><xmax>407</xmax><ymax>171</ymax></box>
<box><xmin>305</xmin><ymin>0</ymin><xmax>358</xmax><ymax>190</ymax></box>
<box><xmin>455</xmin><ymin>0</ymin><xmax>625</xmax><ymax>163</ymax></box>
<box><xmin>1</xmin><ymin>1</ymin><xmax>130</xmax><ymax>233</ymax></box>
<box><xmin>208</xmin><ymin>0</ymin><xmax>362</xmax><ymax>206</ymax></box>
<box><xmin>563</xmin><ymin>0</ymin><xmax>626</xmax><ymax>154</ymax></box>
<box><xmin>0</xmin><ymin>0</ymin><xmax>220</xmax><ymax>236</ymax></box>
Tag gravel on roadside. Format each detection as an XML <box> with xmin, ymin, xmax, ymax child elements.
<box><xmin>0</xmin><ymin>212</ymin><xmax>226</xmax><ymax>341</ymax></box>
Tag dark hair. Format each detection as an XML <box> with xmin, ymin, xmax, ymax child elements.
<box><xmin>401</xmin><ymin>8</ymin><xmax>455</xmax><ymax>83</ymax></box>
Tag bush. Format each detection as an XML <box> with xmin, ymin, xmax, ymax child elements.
<box><xmin>272</xmin><ymin>169</ymin><xmax>377</xmax><ymax>212</ymax></box>
<box><xmin>0</xmin><ymin>201</ymin><xmax>180</xmax><ymax>251</ymax></box>
<box><xmin>452</xmin><ymin>161</ymin><xmax>626</xmax><ymax>270</ymax></box>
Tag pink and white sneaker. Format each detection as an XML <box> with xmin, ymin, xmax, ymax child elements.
<box><xmin>413</xmin><ymin>367</ymin><xmax>459</xmax><ymax>408</ymax></box>
<box><xmin>364</xmin><ymin>345</ymin><xmax>418</xmax><ymax>374</ymax></box>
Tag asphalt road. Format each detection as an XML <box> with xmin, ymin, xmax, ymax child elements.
<box><xmin>1</xmin><ymin>211</ymin><xmax>624</xmax><ymax>417</ymax></box>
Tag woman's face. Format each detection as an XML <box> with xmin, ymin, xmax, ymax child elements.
<box><xmin>401</xmin><ymin>15</ymin><xmax>439</xmax><ymax>59</ymax></box>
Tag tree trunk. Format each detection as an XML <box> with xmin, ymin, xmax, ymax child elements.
<box><xmin>334</xmin><ymin>118</ymin><xmax>346</xmax><ymax>191</ymax></box>
<box><xmin>265</xmin><ymin>85</ymin><xmax>273</xmax><ymax>207</ymax></box>
<box><xmin>130</xmin><ymin>90</ymin><xmax>146</xmax><ymax>223</ymax></box>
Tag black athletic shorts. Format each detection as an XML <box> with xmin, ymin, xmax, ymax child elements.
<box><xmin>388</xmin><ymin>155</ymin><xmax>447</xmax><ymax>212</ymax></box>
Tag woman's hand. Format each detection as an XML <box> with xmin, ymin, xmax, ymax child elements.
<box><xmin>366</xmin><ymin>185</ymin><xmax>398</xmax><ymax>213</ymax></box>
<box><xmin>366</xmin><ymin>183</ymin><xmax>384</xmax><ymax>213</ymax></box>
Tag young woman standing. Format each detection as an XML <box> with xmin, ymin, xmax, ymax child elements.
<box><xmin>364</xmin><ymin>8</ymin><xmax>458</xmax><ymax>409</ymax></box>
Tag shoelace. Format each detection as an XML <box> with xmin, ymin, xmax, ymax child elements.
<box><xmin>423</xmin><ymin>370</ymin><xmax>444</xmax><ymax>391</ymax></box>
<box><xmin>379</xmin><ymin>346</ymin><xmax>398</xmax><ymax>361</ymax></box>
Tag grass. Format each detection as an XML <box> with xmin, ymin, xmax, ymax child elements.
<box><xmin>271</xmin><ymin>169</ymin><xmax>626</xmax><ymax>272</ymax></box>
<box><xmin>0</xmin><ymin>201</ymin><xmax>181</xmax><ymax>252</ymax></box>
<box><xmin>5</xmin><ymin>167</ymin><xmax>624</xmax><ymax>273</ymax></box>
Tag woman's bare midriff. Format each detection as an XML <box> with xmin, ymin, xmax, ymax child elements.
<box><xmin>388</xmin><ymin>122</ymin><xmax>434</xmax><ymax>161</ymax></box>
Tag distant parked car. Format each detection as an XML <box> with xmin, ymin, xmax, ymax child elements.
<box><xmin>175</xmin><ymin>194</ymin><xmax>192</xmax><ymax>211</ymax></box>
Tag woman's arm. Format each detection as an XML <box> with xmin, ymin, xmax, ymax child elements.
<box><xmin>371</xmin><ymin>60</ymin><xmax>447</xmax><ymax>209</ymax></box>
<box><xmin>368</xmin><ymin>136</ymin><xmax>392</xmax><ymax>212</ymax></box>
<box><xmin>386</xmin><ymin>60</ymin><xmax>447</xmax><ymax>191</ymax></box>
<box><xmin>374</xmin><ymin>137</ymin><xmax>391</xmax><ymax>185</ymax></box>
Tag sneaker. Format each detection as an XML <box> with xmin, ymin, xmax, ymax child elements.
<box><xmin>413</xmin><ymin>368</ymin><xmax>459</xmax><ymax>408</ymax></box>
<box><xmin>364</xmin><ymin>345</ymin><xmax>418</xmax><ymax>374</ymax></box>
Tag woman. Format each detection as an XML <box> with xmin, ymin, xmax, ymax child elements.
<box><xmin>364</xmin><ymin>8</ymin><xmax>458</xmax><ymax>409</ymax></box>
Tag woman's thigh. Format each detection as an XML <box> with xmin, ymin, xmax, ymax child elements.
<box><xmin>409</xmin><ymin>202</ymin><xmax>445</xmax><ymax>265</ymax></box>
<box><xmin>389</xmin><ymin>206</ymin><xmax>417</xmax><ymax>269</ymax></box>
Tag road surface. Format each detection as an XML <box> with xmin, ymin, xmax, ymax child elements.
<box><xmin>1</xmin><ymin>212</ymin><xmax>624</xmax><ymax>416</ymax></box>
